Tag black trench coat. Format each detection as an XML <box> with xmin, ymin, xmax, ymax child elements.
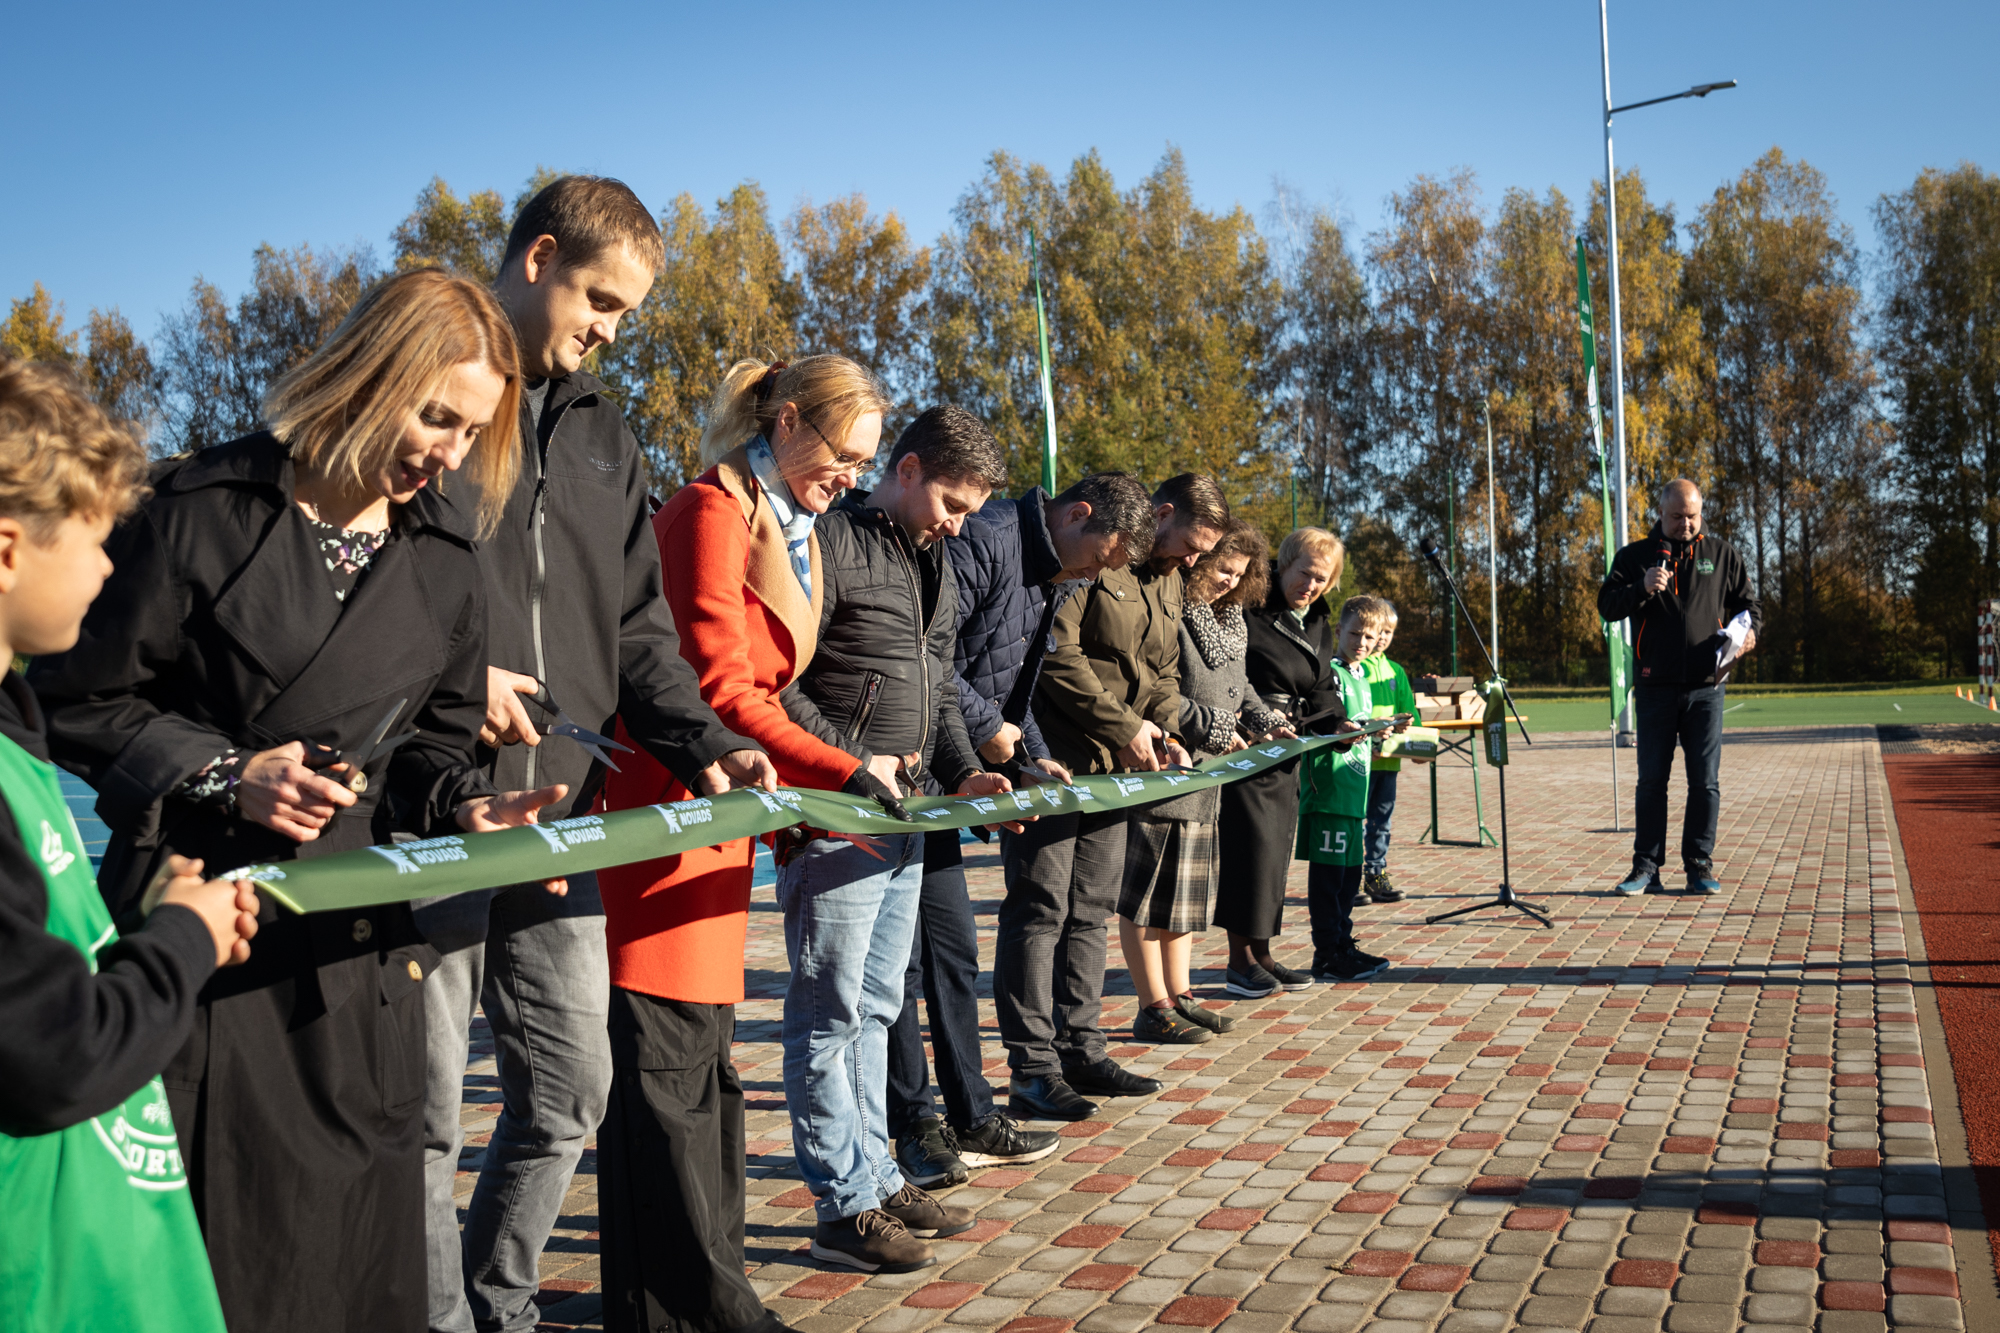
<box><xmin>31</xmin><ymin>432</ymin><xmax>495</xmax><ymax>1333</ymax></box>
<box><xmin>1214</xmin><ymin>583</ymin><xmax>1344</xmax><ymax>938</ymax></box>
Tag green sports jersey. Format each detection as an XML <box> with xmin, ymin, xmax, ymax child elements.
<box><xmin>1296</xmin><ymin>813</ymin><xmax>1365</xmax><ymax>867</ymax></box>
<box><xmin>1297</xmin><ymin>658</ymin><xmax>1375</xmax><ymax>822</ymax></box>
<box><xmin>1362</xmin><ymin>655</ymin><xmax>1418</xmax><ymax>772</ymax></box>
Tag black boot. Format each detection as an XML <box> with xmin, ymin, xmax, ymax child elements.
<box><xmin>1061</xmin><ymin>1056</ymin><xmax>1162</xmax><ymax>1098</ymax></box>
<box><xmin>1007</xmin><ymin>1074</ymin><xmax>1099</xmax><ymax>1121</ymax></box>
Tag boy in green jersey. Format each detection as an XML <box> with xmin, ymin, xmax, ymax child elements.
<box><xmin>1359</xmin><ymin>603</ymin><xmax>1418</xmax><ymax>904</ymax></box>
<box><xmin>0</xmin><ymin>359</ymin><xmax>260</xmax><ymax>1333</ymax></box>
<box><xmin>1297</xmin><ymin>596</ymin><xmax>1408</xmax><ymax>981</ymax></box>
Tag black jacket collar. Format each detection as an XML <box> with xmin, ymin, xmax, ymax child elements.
<box><xmin>161</xmin><ymin>432</ymin><xmax>475</xmax><ymax>547</ymax></box>
<box><xmin>0</xmin><ymin>671</ymin><xmax>47</xmax><ymax>762</ymax></box>
<box><xmin>1015</xmin><ymin>487</ymin><xmax>1065</xmax><ymax>590</ymax></box>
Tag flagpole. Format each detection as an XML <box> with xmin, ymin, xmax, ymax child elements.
<box><xmin>1030</xmin><ymin>226</ymin><xmax>1059</xmax><ymax>493</ymax></box>
<box><xmin>1576</xmin><ymin>236</ymin><xmax>1624</xmax><ymax>833</ymax></box>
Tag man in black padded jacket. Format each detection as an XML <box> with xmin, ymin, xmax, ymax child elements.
<box><xmin>772</xmin><ymin>408</ymin><xmax>1020</xmax><ymax>1276</ymax></box>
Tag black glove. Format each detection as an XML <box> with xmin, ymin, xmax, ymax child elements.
<box><xmin>843</xmin><ymin>767</ymin><xmax>912</xmax><ymax>824</ymax></box>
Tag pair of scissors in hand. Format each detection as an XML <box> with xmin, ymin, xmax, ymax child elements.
<box><xmin>301</xmin><ymin>698</ymin><xmax>419</xmax><ymax>794</ymax></box>
<box><xmin>525</xmin><ymin>679</ymin><xmax>635</xmax><ymax>771</ymax></box>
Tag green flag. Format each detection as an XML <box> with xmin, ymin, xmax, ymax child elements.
<box><xmin>1575</xmin><ymin>237</ymin><xmax>1631</xmax><ymax>723</ymax></box>
<box><xmin>1030</xmin><ymin>226</ymin><xmax>1059</xmax><ymax>493</ymax></box>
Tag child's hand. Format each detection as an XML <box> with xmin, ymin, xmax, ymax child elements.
<box><xmin>1392</xmin><ymin>713</ymin><xmax>1413</xmax><ymax>734</ymax></box>
<box><xmin>156</xmin><ymin>855</ymin><xmax>260</xmax><ymax>968</ymax></box>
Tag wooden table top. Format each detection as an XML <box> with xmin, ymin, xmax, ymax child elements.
<box><xmin>1426</xmin><ymin>716</ymin><xmax>1526</xmax><ymax>731</ymax></box>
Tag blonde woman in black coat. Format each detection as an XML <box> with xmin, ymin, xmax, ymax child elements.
<box><xmin>1213</xmin><ymin>527</ymin><xmax>1358</xmax><ymax>998</ymax></box>
<box><xmin>32</xmin><ymin>270</ymin><xmax>567</xmax><ymax>1333</ymax></box>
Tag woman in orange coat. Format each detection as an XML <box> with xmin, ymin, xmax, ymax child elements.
<box><xmin>596</xmin><ymin>355</ymin><xmax>889</xmax><ymax>1333</ymax></box>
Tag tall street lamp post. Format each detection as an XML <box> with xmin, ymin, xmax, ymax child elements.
<box><xmin>1597</xmin><ymin>0</ymin><xmax>1734</xmax><ymax>742</ymax></box>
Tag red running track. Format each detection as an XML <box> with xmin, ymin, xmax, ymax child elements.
<box><xmin>1886</xmin><ymin>752</ymin><xmax>2000</xmax><ymax>1280</ymax></box>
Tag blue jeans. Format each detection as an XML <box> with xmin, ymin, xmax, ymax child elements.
<box><xmin>1363</xmin><ymin>770</ymin><xmax>1399</xmax><ymax>874</ymax></box>
<box><xmin>415</xmin><ymin>877</ymin><xmax>613</xmax><ymax>1333</ymax></box>
<box><xmin>887</xmin><ymin>833</ymin><xmax>995</xmax><ymax>1138</ymax></box>
<box><xmin>775</xmin><ymin>833</ymin><xmax>923</xmax><ymax>1223</ymax></box>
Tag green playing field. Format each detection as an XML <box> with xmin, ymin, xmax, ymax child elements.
<box><xmin>1503</xmin><ymin>688</ymin><xmax>1999</xmax><ymax>736</ymax></box>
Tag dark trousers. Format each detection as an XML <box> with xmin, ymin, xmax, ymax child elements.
<box><xmin>995</xmin><ymin>808</ymin><xmax>1129</xmax><ymax>1077</ymax></box>
<box><xmin>887</xmin><ymin>832</ymin><xmax>996</xmax><ymax>1138</ymax></box>
<box><xmin>599</xmin><ymin>989</ymin><xmax>772</xmax><ymax>1333</ymax></box>
<box><xmin>1306</xmin><ymin>861</ymin><xmax>1362</xmax><ymax>965</ymax></box>
<box><xmin>1633</xmin><ymin>683</ymin><xmax>1725</xmax><ymax>877</ymax></box>
<box><xmin>1363</xmin><ymin>770</ymin><xmax>1399</xmax><ymax>874</ymax></box>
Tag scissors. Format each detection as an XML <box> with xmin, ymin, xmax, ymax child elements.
<box><xmin>525</xmin><ymin>678</ymin><xmax>635</xmax><ymax>771</ymax></box>
<box><xmin>301</xmin><ymin>698</ymin><xmax>420</xmax><ymax>794</ymax></box>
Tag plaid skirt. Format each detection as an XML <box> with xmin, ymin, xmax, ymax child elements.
<box><xmin>1117</xmin><ymin>815</ymin><xmax>1218</xmax><ymax>934</ymax></box>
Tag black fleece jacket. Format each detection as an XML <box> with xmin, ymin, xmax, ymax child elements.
<box><xmin>0</xmin><ymin>672</ymin><xmax>215</xmax><ymax>1136</ymax></box>
<box><xmin>1598</xmin><ymin>526</ymin><xmax>1763</xmax><ymax>686</ymax></box>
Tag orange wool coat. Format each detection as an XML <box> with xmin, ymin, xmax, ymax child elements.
<box><xmin>598</xmin><ymin>447</ymin><xmax>862</xmax><ymax>1003</ymax></box>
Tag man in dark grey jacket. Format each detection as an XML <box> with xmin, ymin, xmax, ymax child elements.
<box><xmin>418</xmin><ymin>176</ymin><xmax>778</xmax><ymax>1333</ymax></box>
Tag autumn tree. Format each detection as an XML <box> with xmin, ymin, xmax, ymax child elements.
<box><xmin>1685</xmin><ymin>148</ymin><xmax>1887</xmax><ymax>680</ymax></box>
<box><xmin>1876</xmin><ymin>161</ymin><xmax>2000</xmax><ymax>673</ymax></box>
<box><xmin>4</xmin><ymin>285</ymin><xmax>159</xmax><ymax>435</ymax></box>
<box><xmin>391</xmin><ymin>177</ymin><xmax>511</xmax><ymax>282</ymax></box>
<box><xmin>787</xmin><ymin>195</ymin><xmax>931</xmax><ymax>414</ymax></box>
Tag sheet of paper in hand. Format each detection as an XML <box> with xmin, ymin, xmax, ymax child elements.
<box><xmin>1716</xmin><ymin>610</ymin><xmax>1752</xmax><ymax>682</ymax></box>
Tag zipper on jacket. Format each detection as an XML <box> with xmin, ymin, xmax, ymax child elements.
<box><xmin>894</xmin><ymin>522</ymin><xmax>929</xmax><ymax>783</ymax></box>
<box><xmin>523</xmin><ymin>401</ymin><xmax>570</xmax><ymax>789</ymax></box>
<box><xmin>848</xmin><ymin>671</ymin><xmax>884</xmax><ymax>741</ymax></box>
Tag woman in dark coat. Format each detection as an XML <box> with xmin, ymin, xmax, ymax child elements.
<box><xmin>32</xmin><ymin>270</ymin><xmax>564</xmax><ymax>1333</ymax></box>
<box><xmin>1214</xmin><ymin>527</ymin><xmax>1354</xmax><ymax>997</ymax></box>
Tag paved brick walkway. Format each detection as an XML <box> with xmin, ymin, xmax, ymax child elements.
<box><xmin>451</xmin><ymin>725</ymin><xmax>1983</xmax><ymax>1333</ymax></box>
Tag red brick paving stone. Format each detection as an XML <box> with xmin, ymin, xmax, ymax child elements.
<box><xmin>769</xmin><ymin>1187</ymin><xmax>816</xmax><ymax>1209</ymax></box>
<box><xmin>1262</xmin><ymin>1048</ymin><xmax>1309</xmax><ymax>1061</ymax></box>
<box><xmin>1882</xmin><ymin>1106</ymin><xmax>1935</xmax><ymax>1124</ymax></box>
<box><xmin>533</xmin><ymin>1279</ymin><xmax>593</xmax><ymax>1306</ymax></box>
<box><xmin>1062</xmin><ymin>1264</ymin><xmax>1139</xmax><ymax>1291</ymax></box>
<box><xmin>1310</xmin><ymin>1162</ymin><xmax>1368</xmax><ymax>1183</ymax></box>
<box><xmin>1281</xmin><ymin>1065</ymin><xmax>1330</xmax><ymax>1079</ymax></box>
<box><xmin>973</xmin><ymin>1169</ymin><xmax>1034</xmax><ymax>1188</ymax></box>
<box><xmin>1171</xmin><ymin>1108</ymin><xmax>1227</xmax><ymax>1125</ymax></box>
<box><xmin>1158</xmin><ymin>1088</ymin><xmax>1208</xmax><ymax>1103</ymax></box>
<box><xmin>1648</xmin><ymin>1057</ymin><xmax>1693</xmax><ymax>1071</ymax></box>
<box><xmin>1306</xmin><ymin>1121</ymin><xmax>1361</xmax><ymax>1137</ymax></box>
<box><xmin>1573</xmin><ymin>1104</ymin><xmax>1621</xmax><ymax>1119</ymax></box>
<box><xmin>1066</xmin><ymin>1145</ymin><xmax>1123</xmax><ymax>1162</ymax></box>
<box><xmin>1167</xmin><ymin>1148</ymin><xmax>1225</xmax><ymax>1167</ymax></box>
<box><xmin>1284</xmin><ymin>1098</ymin><xmax>1335</xmax><ymax>1114</ymax></box>
<box><xmin>1661</xmin><ymin>1136</ymin><xmax>1718</xmax><ymax>1155</ymax></box>
<box><xmin>1359</xmin><ymin>1041</ymin><xmax>1402</xmax><ymax>1052</ymax></box>
<box><xmin>1407</xmin><ymin>1074</ymin><xmax>1453</xmax><ymax>1088</ymax></box>
<box><xmin>1053</xmin><ymin>1225</ymin><xmax>1125</xmax><ymax>1248</ymax></box>
<box><xmin>1224</xmin><ymin>1142</ymin><xmax>1282</xmax><ymax>1162</ymax></box>
<box><xmin>1250</xmin><ymin>1008</ymin><xmax>1290</xmax><ymax>1018</ymax></box>
<box><xmin>1689</xmin><ymin>1064</ymin><xmax>1735</xmax><ymax>1079</ymax></box>
<box><xmin>1888</xmin><ymin>1221</ymin><xmax>1953</xmax><ymax>1244</ymax></box>
<box><xmin>1344</xmin><ymin>1250</ymin><xmax>1414</xmax><ymax>1277</ymax></box>
<box><xmin>1553</xmin><ymin>1134</ymin><xmax>1608</xmax><ymax>1152</ymax></box>
<box><xmin>1583</xmin><ymin>1178</ymin><xmax>1644</xmax><ymax>1199</ymax></box>
<box><xmin>1830</xmin><ymin>1149</ymin><xmax>1883</xmax><ymax>1169</ymax></box>
<box><xmin>1889</xmin><ymin>1268</ymin><xmax>1961</xmax><ymax>1297</ymax></box>
<box><xmin>1757</xmin><ymin>1241</ymin><xmax>1821</xmax><ymax>1267</ymax></box>
<box><xmin>1468</xmin><ymin>1175</ymin><xmax>1528</xmax><ymax>1195</ymax></box>
<box><xmin>1503</xmin><ymin>1209</ymin><xmax>1568</xmax><ymax>1231</ymax></box>
<box><xmin>1058</xmin><ymin>1120</ymin><xmax>1111</xmax><ymax>1137</ymax></box>
<box><xmin>1509</xmin><ymin>1063</ymin><xmax>1556</xmax><ymax>1076</ymax></box>
<box><xmin>1399</xmin><ymin>1264</ymin><xmax>1470</xmax><ymax>1292</ymax></box>
<box><xmin>1073</xmin><ymin>1173</ymin><xmax>1137</xmax><ymax>1193</ymax></box>
<box><xmin>1450</xmin><ymin>1132</ymin><xmax>1503</xmax><ymax>1149</ymax></box>
<box><xmin>1197</xmin><ymin>1208</ymin><xmax>1263</xmax><ymax>1230</ymax></box>
<box><xmin>1603</xmin><ymin>1052</ymin><xmax>1648</xmax><ymax>1065</ymax></box>
<box><xmin>1156</xmin><ymin>1296</ymin><xmax>1238</xmax><ymax>1327</ymax></box>
<box><xmin>1821</xmin><ymin>1282</ymin><xmax>1888</xmax><ymax>1312</ymax></box>
<box><xmin>1777</xmin><ymin>1123</ymin><xmax>1831</xmax><ymax>1140</ymax></box>
<box><xmin>1336</xmin><ymin>1192</ymin><xmax>1398</xmax><ymax>1213</ymax></box>
<box><xmin>904</xmin><ymin>1282</ymin><xmax>982</xmax><ymax>1309</ymax></box>
<box><xmin>997</xmin><ymin>1321</ymin><xmax>1073</xmax><ymax>1333</ymax></box>
<box><xmin>957</xmin><ymin>1218</ymin><xmax>1013</xmax><ymax>1242</ymax></box>
<box><xmin>783</xmin><ymin>1273</ymin><xmax>868</xmax><ymax>1300</ymax></box>
<box><xmin>1698</xmin><ymin>1200</ymin><xmax>1759</xmax><ymax>1225</ymax></box>
<box><xmin>1541</xmin><ymin>1082</ymin><xmax>1588</xmax><ymax>1095</ymax></box>
<box><xmin>1609</xmin><ymin>1260</ymin><xmax>1679</xmax><ymax>1288</ymax></box>
<box><xmin>1389</xmin><ymin>1139</ymin><xmax>1444</xmax><ymax>1156</ymax></box>
<box><xmin>1162</xmin><ymin>1058</ymin><xmax>1211</xmax><ymax>1071</ymax></box>
<box><xmin>1834</xmin><ymin>1073</ymin><xmax>1879</xmax><ymax>1087</ymax></box>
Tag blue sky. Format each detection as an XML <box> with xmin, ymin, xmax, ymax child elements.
<box><xmin>6</xmin><ymin>0</ymin><xmax>1994</xmax><ymax>335</ymax></box>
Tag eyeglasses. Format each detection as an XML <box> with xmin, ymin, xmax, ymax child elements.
<box><xmin>798</xmin><ymin>410</ymin><xmax>870</xmax><ymax>472</ymax></box>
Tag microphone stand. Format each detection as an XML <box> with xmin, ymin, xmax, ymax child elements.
<box><xmin>1418</xmin><ymin>541</ymin><xmax>1550</xmax><ymax>929</ymax></box>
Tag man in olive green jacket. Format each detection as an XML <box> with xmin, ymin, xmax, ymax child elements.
<box><xmin>995</xmin><ymin>473</ymin><xmax>1226</xmax><ymax>1121</ymax></box>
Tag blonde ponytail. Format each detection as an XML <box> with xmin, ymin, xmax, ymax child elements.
<box><xmin>698</xmin><ymin>354</ymin><xmax>891</xmax><ymax>468</ymax></box>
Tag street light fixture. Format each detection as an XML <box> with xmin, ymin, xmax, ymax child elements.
<box><xmin>1597</xmin><ymin>1</ymin><xmax>1736</xmax><ymax>743</ymax></box>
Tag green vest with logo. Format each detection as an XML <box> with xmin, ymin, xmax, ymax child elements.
<box><xmin>1298</xmin><ymin>658</ymin><xmax>1375</xmax><ymax>820</ymax></box>
<box><xmin>1361</xmin><ymin>655</ymin><xmax>1417</xmax><ymax>772</ymax></box>
<box><xmin>0</xmin><ymin>732</ymin><xmax>226</xmax><ymax>1333</ymax></box>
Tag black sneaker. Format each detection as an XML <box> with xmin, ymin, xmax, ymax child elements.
<box><xmin>1267</xmin><ymin>961</ymin><xmax>1319</xmax><ymax>990</ymax></box>
<box><xmin>1317</xmin><ymin>952</ymin><xmax>1389</xmax><ymax>982</ymax></box>
<box><xmin>954</xmin><ymin>1113</ymin><xmax>1059</xmax><ymax>1168</ymax></box>
<box><xmin>1347</xmin><ymin>946</ymin><xmax>1390</xmax><ymax>970</ymax></box>
<box><xmin>1061</xmin><ymin>1056</ymin><xmax>1162</xmax><ymax>1097</ymax></box>
<box><xmin>1173</xmin><ymin>993</ymin><xmax>1236</xmax><ymax>1034</ymax></box>
<box><xmin>1134</xmin><ymin>1004</ymin><xmax>1214</xmax><ymax>1044</ymax></box>
<box><xmin>1364</xmin><ymin>870</ymin><xmax>1406</xmax><ymax>903</ymax></box>
<box><xmin>1224</xmin><ymin>963</ymin><xmax>1279</xmax><ymax>998</ymax></box>
<box><xmin>894</xmin><ymin>1116</ymin><xmax>968</xmax><ymax>1189</ymax></box>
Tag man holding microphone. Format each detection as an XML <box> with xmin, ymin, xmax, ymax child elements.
<box><xmin>1597</xmin><ymin>478</ymin><xmax>1762</xmax><ymax>897</ymax></box>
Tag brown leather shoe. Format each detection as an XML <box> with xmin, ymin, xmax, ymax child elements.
<box><xmin>811</xmin><ymin>1209</ymin><xmax>935</xmax><ymax>1273</ymax></box>
<box><xmin>880</xmin><ymin>1181</ymin><xmax>976</xmax><ymax>1238</ymax></box>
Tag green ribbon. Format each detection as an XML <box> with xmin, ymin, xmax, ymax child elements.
<box><xmin>226</xmin><ymin>736</ymin><xmax>1341</xmax><ymax>914</ymax></box>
